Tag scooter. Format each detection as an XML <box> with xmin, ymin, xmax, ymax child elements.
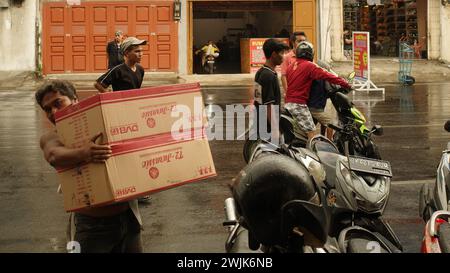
<box><xmin>224</xmin><ymin>151</ymin><xmax>331</xmax><ymax>253</ymax></box>
<box><xmin>226</xmin><ymin>137</ymin><xmax>402</xmax><ymax>253</ymax></box>
<box><xmin>419</xmin><ymin>120</ymin><xmax>450</xmax><ymax>253</ymax></box>
<box><xmin>306</xmin><ymin>133</ymin><xmax>402</xmax><ymax>253</ymax></box>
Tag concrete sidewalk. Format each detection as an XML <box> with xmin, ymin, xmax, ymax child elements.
<box><xmin>331</xmin><ymin>59</ymin><xmax>450</xmax><ymax>84</ymax></box>
<box><xmin>1</xmin><ymin>59</ymin><xmax>449</xmax><ymax>91</ymax></box>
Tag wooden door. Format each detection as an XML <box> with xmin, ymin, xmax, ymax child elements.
<box><xmin>69</xmin><ymin>5</ymin><xmax>90</xmax><ymax>72</ymax></box>
<box><xmin>150</xmin><ymin>2</ymin><xmax>178</xmax><ymax>71</ymax></box>
<box><xmin>43</xmin><ymin>3</ymin><xmax>67</xmax><ymax>74</ymax></box>
<box><xmin>293</xmin><ymin>0</ymin><xmax>317</xmax><ymax>51</ymax></box>
<box><xmin>90</xmin><ymin>3</ymin><xmax>109</xmax><ymax>72</ymax></box>
<box><xmin>43</xmin><ymin>1</ymin><xmax>179</xmax><ymax>74</ymax></box>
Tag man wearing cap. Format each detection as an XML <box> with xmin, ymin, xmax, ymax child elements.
<box><xmin>107</xmin><ymin>31</ymin><xmax>124</xmax><ymax>69</ymax></box>
<box><xmin>94</xmin><ymin>37</ymin><xmax>147</xmax><ymax>93</ymax></box>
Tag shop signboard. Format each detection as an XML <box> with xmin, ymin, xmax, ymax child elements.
<box><xmin>353</xmin><ymin>32</ymin><xmax>370</xmax><ymax>81</ymax></box>
<box><xmin>351</xmin><ymin>31</ymin><xmax>385</xmax><ymax>94</ymax></box>
<box><xmin>243</xmin><ymin>38</ymin><xmax>289</xmax><ymax>73</ymax></box>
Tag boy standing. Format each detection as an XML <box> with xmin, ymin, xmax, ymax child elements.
<box><xmin>252</xmin><ymin>38</ymin><xmax>289</xmax><ymax>142</ymax></box>
<box><xmin>95</xmin><ymin>37</ymin><xmax>147</xmax><ymax>93</ymax></box>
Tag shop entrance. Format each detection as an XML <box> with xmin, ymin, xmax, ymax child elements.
<box><xmin>191</xmin><ymin>1</ymin><xmax>293</xmax><ymax>74</ymax></box>
<box><xmin>343</xmin><ymin>0</ymin><xmax>427</xmax><ymax>59</ymax></box>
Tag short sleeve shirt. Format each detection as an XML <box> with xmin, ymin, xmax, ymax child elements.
<box><xmin>253</xmin><ymin>65</ymin><xmax>281</xmax><ymax>134</ymax></box>
<box><xmin>97</xmin><ymin>63</ymin><xmax>144</xmax><ymax>91</ymax></box>
<box><xmin>254</xmin><ymin>65</ymin><xmax>281</xmax><ymax>107</ymax></box>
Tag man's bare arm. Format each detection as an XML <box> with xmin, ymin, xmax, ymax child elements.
<box><xmin>40</xmin><ymin>131</ymin><xmax>112</xmax><ymax>168</ymax></box>
<box><xmin>94</xmin><ymin>82</ymin><xmax>109</xmax><ymax>93</ymax></box>
<box><xmin>281</xmin><ymin>75</ymin><xmax>288</xmax><ymax>96</ymax></box>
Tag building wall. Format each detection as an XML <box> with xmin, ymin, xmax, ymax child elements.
<box><xmin>179</xmin><ymin>0</ymin><xmax>188</xmax><ymax>75</ymax></box>
<box><xmin>0</xmin><ymin>0</ymin><xmax>37</xmax><ymax>71</ymax></box>
<box><xmin>323</xmin><ymin>0</ymin><xmax>345</xmax><ymax>62</ymax></box>
<box><xmin>440</xmin><ymin>4</ymin><xmax>450</xmax><ymax>62</ymax></box>
<box><xmin>320</xmin><ymin>0</ymin><xmax>346</xmax><ymax>62</ymax></box>
<box><xmin>428</xmin><ymin>0</ymin><xmax>441</xmax><ymax>60</ymax></box>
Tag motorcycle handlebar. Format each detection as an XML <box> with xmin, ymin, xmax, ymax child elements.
<box><xmin>327</xmin><ymin>123</ymin><xmax>343</xmax><ymax>132</ymax></box>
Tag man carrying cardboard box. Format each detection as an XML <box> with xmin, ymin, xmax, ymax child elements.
<box><xmin>36</xmin><ymin>80</ymin><xmax>144</xmax><ymax>253</ymax></box>
<box><xmin>94</xmin><ymin>37</ymin><xmax>147</xmax><ymax>93</ymax></box>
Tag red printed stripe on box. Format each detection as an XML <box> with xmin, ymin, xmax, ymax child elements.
<box><xmin>111</xmin><ymin>128</ymin><xmax>207</xmax><ymax>156</ymax></box>
<box><xmin>65</xmin><ymin>174</ymin><xmax>217</xmax><ymax>212</ymax></box>
<box><xmin>54</xmin><ymin>83</ymin><xmax>202</xmax><ymax>122</ymax></box>
<box><xmin>55</xmin><ymin>128</ymin><xmax>207</xmax><ymax>173</ymax></box>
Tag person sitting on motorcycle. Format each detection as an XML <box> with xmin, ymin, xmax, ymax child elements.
<box><xmin>195</xmin><ymin>40</ymin><xmax>220</xmax><ymax>67</ymax></box>
<box><xmin>308</xmin><ymin>61</ymin><xmax>335</xmax><ymax>140</ymax></box>
<box><xmin>285</xmin><ymin>41</ymin><xmax>352</xmax><ymax>140</ymax></box>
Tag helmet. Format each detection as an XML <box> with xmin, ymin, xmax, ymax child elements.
<box><xmin>231</xmin><ymin>154</ymin><xmax>319</xmax><ymax>246</ymax></box>
<box><xmin>296</xmin><ymin>41</ymin><xmax>314</xmax><ymax>61</ymax></box>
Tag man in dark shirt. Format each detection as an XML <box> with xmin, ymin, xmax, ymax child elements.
<box><xmin>308</xmin><ymin>60</ymin><xmax>335</xmax><ymax>139</ymax></box>
<box><xmin>94</xmin><ymin>37</ymin><xmax>151</xmax><ymax>203</ymax></box>
<box><xmin>95</xmin><ymin>37</ymin><xmax>147</xmax><ymax>93</ymax></box>
<box><xmin>252</xmin><ymin>38</ymin><xmax>289</xmax><ymax>142</ymax></box>
<box><xmin>107</xmin><ymin>30</ymin><xmax>124</xmax><ymax>69</ymax></box>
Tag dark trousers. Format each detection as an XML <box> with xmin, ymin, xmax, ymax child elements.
<box><xmin>74</xmin><ymin>208</ymin><xmax>143</xmax><ymax>253</ymax></box>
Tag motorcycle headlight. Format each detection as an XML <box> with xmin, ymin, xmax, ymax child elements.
<box><xmin>340</xmin><ymin>163</ymin><xmax>389</xmax><ymax>214</ymax></box>
<box><xmin>340</xmin><ymin>162</ymin><xmax>355</xmax><ymax>189</ymax></box>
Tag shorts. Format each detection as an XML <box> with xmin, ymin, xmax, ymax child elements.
<box><xmin>70</xmin><ymin>208</ymin><xmax>143</xmax><ymax>253</ymax></box>
<box><xmin>310</xmin><ymin>108</ymin><xmax>332</xmax><ymax>126</ymax></box>
<box><xmin>284</xmin><ymin>103</ymin><xmax>316</xmax><ymax>133</ymax></box>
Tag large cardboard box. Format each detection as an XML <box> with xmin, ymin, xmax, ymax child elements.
<box><xmin>57</xmin><ymin>132</ymin><xmax>216</xmax><ymax>212</ymax></box>
<box><xmin>55</xmin><ymin>83</ymin><xmax>206</xmax><ymax>147</ymax></box>
<box><xmin>54</xmin><ymin>83</ymin><xmax>216</xmax><ymax>212</ymax></box>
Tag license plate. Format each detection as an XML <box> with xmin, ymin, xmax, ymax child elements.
<box><xmin>348</xmin><ymin>156</ymin><xmax>393</xmax><ymax>177</ymax></box>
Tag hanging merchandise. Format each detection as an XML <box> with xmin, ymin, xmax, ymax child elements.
<box><xmin>343</xmin><ymin>0</ymin><xmax>420</xmax><ymax>57</ymax></box>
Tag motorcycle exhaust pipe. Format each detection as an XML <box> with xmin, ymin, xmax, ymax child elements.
<box><xmin>223</xmin><ymin>198</ymin><xmax>238</xmax><ymax>228</ymax></box>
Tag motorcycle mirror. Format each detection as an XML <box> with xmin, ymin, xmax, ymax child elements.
<box><xmin>444</xmin><ymin>120</ymin><xmax>450</xmax><ymax>132</ymax></box>
<box><xmin>348</xmin><ymin>71</ymin><xmax>356</xmax><ymax>81</ymax></box>
<box><xmin>372</xmin><ymin>125</ymin><xmax>384</xmax><ymax>136</ymax></box>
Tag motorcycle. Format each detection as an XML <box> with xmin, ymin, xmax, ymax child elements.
<box><xmin>204</xmin><ymin>54</ymin><xmax>216</xmax><ymax>74</ymax></box>
<box><xmin>226</xmin><ymin>137</ymin><xmax>403</xmax><ymax>253</ymax></box>
<box><xmin>224</xmin><ymin>152</ymin><xmax>331</xmax><ymax>253</ymax></box>
<box><xmin>279</xmin><ymin>68</ymin><xmax>384</xmax><ymax>160</ymax></box>
<box><xmin>419</xmin><ymin>120</ymin><xmax>450</xmax><ymax>253</ymax></box>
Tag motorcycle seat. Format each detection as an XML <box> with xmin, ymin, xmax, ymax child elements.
<box><xmin>308</xmin><ymin>135</ymin><xmax>340</xmax><ymax>155</ymax></box>
<box><xmin>307</xmin><ymin>136</ymin><xmax>342</xmax><ymax>188</ymax></box>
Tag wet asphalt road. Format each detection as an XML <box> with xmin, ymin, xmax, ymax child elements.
<box><xmin>0</xmin><ymin>83</ymin><xmax>449</xmax><ymax>253</ymax></box>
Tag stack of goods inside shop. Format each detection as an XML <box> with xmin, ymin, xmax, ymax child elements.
<box><xmin>344</xmin><ymin>0</ymin><xmax>422</xmax><ymax>58</ymax></box>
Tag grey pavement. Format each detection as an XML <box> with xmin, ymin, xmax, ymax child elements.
<box><xmin>0</xmin><ymin>81</ymin><xmax>449</xmax><ymax>253</ymax></box>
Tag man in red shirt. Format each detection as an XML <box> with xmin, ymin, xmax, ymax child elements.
<box><xmin>285</xmin><ymin>41</ymin><xmax>352</xmax><ymax>140</ymax></box>
<box><xmin>280</xmin><ymin>31</ymin><xmax>307</xmax><ymax>95</ymax></box>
